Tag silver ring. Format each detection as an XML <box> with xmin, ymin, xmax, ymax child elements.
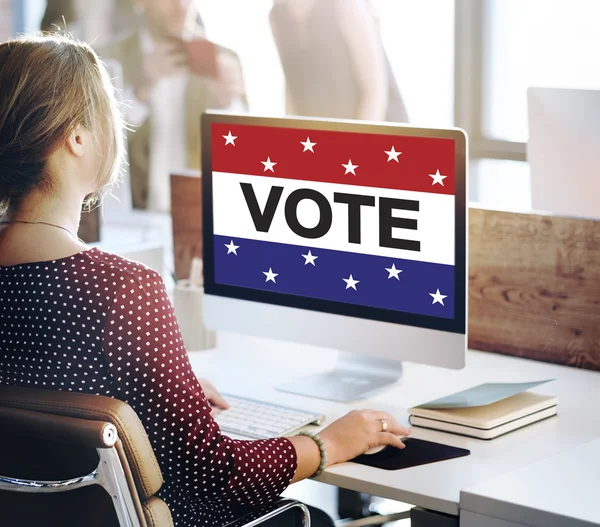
<box><xmin>380</xmin><ymin>419</ymin><xmax>388</xmax><ymax>432</ymax></box>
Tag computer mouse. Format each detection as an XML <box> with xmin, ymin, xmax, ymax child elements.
<box><xmin>363</xmin><ymin>438</ymin><xmax>409</xmax><ymax>455</ymax></box>
<box><xmin>363</xmin><ymin>445</ymin><xmax>386</xmax><ymax>455</ymax></box>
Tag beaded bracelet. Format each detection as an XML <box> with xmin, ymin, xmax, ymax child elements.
<box><xmin>296</xmin><ymin>431</ymin><xmax>327</xmax><ymax>477</ymax></box>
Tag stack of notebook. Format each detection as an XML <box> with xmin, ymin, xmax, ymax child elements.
<box><xmin>409</xmin><ymin>380</ymin><xmax>558</xmax><ymax>440</ymax></box>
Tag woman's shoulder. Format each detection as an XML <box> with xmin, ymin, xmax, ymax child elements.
<box><xmin>83</xmin><ymin>248</ymin><xmax>170</xmax><ymax>317</ymax></box>
<box><xmin>82</xmin><ymin>247</ymin><xmax>163</xmax><ymax>286</ymax></box>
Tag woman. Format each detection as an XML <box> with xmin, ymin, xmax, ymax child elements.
<box><xmin>0</xmin><ymin>34</ymin><xmax>410</xmax><ymax>527</ymax></box>
<box><xmin>270</xmin><ymin>0</ymin><xmax>409</xmax><ymax>122</ymax></box>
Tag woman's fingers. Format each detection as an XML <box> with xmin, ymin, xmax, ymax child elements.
<box><xmin>372</xmin><ymin>411</ymin><xmax>411</xmax><ymax>437</ymax></box>
<box><xmin>381</xmin><ymin>432</ymin><xmax>407</xmax><ymax>449</ymax></box>
<box><xmin>209</xmin><ymin>390</ymin><xmax>230</xmax><ymax>410</ymax></box>
<box><xmin>198</xmin><ymin>377</ymin><xmax>230</xmax><ymax>410</ymax></box>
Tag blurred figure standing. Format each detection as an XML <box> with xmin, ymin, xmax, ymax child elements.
<box><xmin>270</xmin><ymin>0</ymin><xmax>408</xmax><ymax>122</ymax></box>
<box><xmin>41</xmin><ymin>0</ymin><xmax>114</xmax><ymax>47</ymax></box>
<box><xmin>41</xmin><ymin>0</ymin><xmax>74</xmax><ymax>32</ymax></box>
<box><xmin>101</xmin><ymin>0</ymin><xmax>248</xmax><ymax>211</ymax></box>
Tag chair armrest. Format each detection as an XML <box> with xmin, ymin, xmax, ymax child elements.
<box><xmin>223</xmin><ymin>498</ymin><xmax>310</xmax><ymax>527</ymax></box>
<box><xmin>0</xmin><ymin>406</ymin><xmax>117</xmax><ymax>449</ymax></box>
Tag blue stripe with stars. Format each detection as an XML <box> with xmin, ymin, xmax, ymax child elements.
<box><xmin>214</xmin><ymin>235</ymin><xmax>455</xmax><ymax>320</ymax></box>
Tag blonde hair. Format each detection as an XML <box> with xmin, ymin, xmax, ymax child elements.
<box><xmin>0</xmin><ymin>33</ymin><xmax>124</xmax><ymax>218</ymax></box>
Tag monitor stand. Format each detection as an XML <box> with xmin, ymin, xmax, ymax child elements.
<box><xmin>276</xmin><ymin>352</ymin><xmax>403</xmax><ymax>402</ymax></box>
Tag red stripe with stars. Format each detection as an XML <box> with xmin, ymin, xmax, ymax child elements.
<box><xmin>211</xmin><ymin>122</ymin><xmax>455</xmax><ymax>196</ymax></box>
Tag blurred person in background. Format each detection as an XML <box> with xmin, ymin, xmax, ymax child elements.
<box><xmin>41</xmin><ymin>0</ymin><xmax>114</xmax><ymax>47</ymax></box>
<box><xmin>270</xmin><ymin>0</ymin><xmax>408</xmax><ymax>123</ymax></box>
<box><xmin>41</xmin><ymin>0</ymin><xmax>74</xmax><ymax>32</ymax></box>
<box><xmin>100</xmin><ymin>0</ymin><xmax>248</xmax><ymax>212</ymax></box>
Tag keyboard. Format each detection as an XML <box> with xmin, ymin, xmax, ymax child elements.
<box><xmin>214</xmin><ymin>394</ymin><xmax>325</xmax><ymax>439</ymax></box>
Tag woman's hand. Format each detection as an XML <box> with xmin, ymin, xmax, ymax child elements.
<box><xmin>197</xmin><ymin>377</ymin><xmax>230</xmax><ymax>415</ymax></box>
<box><xmin>135</xmin><ymin>38</ymin><xmax>188</xmax><ymax>104</ymax></box>
<box><xmin>319</xmin><ymin>410</ymin><xmax>411</xmax><ymax>465</ymax></box>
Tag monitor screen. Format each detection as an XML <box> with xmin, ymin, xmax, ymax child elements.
<box><xmin>202</xmin><ymin>114</ymin><xmax>466</xmax><ymax>335</ymax></box>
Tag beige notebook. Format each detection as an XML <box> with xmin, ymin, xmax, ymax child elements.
<box><xmin>409</xmin><ymin>392</ymin><xmax>558</xmax><ymax>440</ymax></box>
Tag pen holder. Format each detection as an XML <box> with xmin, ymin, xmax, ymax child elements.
<box><xmin>173</xmin><ymin>280</ymin><xmax>216</xmax><ymax>351</ymax></box>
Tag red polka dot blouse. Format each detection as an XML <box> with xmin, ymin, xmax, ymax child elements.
<box><xmin>0</xmin><ymin>247</ymin><xmax>297</xmax><ymax>526</ymax></box>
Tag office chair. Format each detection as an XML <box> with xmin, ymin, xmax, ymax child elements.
<box><xmin>336</xmin><ymin>489</ymin><xmax>410</xmax><ymax>526</ymax></box>
<box><xmin>0</xmin><ymin>385</ymin><xmax>310</xmax><ymax>527</ymax></box>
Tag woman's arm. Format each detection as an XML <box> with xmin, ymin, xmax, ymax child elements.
<box><xmin>102</xmin><ymin>269</ymin><xmax>297</xmax><ymax>510</ymax></box>
<box><xmin>102</xmin><ymin>267</ymin><xmax>410</xmax><ymax>509</ymax></box>
<box><xmin>336</xmin><ymin>0</ymin><xmax>388</xmax><ymax>121</ymax></box>
<box><xmin>287</xmin><ymin>436</ymin><xmax>321</xmax><ymax>482</ymax></box>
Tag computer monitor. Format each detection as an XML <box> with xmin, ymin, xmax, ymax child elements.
<box><xmin>527</xmin><ymin>87</ymin><xmax>600</xmax><ymax>220</ymax></box>
<box><xmin>201</xmin><ymin>112</ymin><xmax>467</xmax><ymax>402</ymax></box>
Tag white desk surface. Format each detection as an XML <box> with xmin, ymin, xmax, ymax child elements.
<box><xmin>461</xmin><ymin>438</ymin><xmax>600</xmax><ymax>527</ymax></box>
<box><xmin>188</xmin><ymin>332</ymin><xmax>600</xmax><ymax>517</ymax></box>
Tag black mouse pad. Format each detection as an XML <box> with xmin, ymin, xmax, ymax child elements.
<box><xmin>352</xmin><ymin>438</ymin><xmax>470</xmax><ymax>470</ymax></box>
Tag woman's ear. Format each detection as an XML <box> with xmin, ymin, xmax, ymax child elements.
<box><xmin>66</xmin><ymin>125</ymin><xmax>85</xmax><ymax>158</ymax></box>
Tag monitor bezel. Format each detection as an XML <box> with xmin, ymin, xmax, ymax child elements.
<box><xmin>201</xmin><ymin>112</ymin><xmax>467</xmax><ymax>335</ymax></box>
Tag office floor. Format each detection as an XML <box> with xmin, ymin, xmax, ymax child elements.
<box><xmin>283</xmin><ymin>480</ymin><xmax>412</xmax><ymax>525</ymax></box>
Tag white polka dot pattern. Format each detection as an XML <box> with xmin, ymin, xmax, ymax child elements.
<box><xmin>0</xmin><ymin>248</ymin><xmax>298</xmax><ymax>526</ymax></box>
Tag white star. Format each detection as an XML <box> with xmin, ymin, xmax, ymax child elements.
<box><xmin>429</xmin><ymin>169</ymin><xmax>447</xmax><ymax>186</ymax></box>
<box><xmin>385</xmin><ymin>263</ymin><xmax>403</xmax><ymax>280</ymax></box>
<box><xmin>430</xmin><ymin>289</ymin><xmax>448</xmax><ymax>306</ymax></box>
<box><xmin>262</xmin><ymin>157</ymin><xmax>277</xmax><ymax>172</ymax></box>
<box><xmin>301</xmin><ymin>250</ymin><xmax>318</xmax><ymax>266</ymax></box>
<box><xmin>224</xmin><ymin>240</ymin><xmax>239</xmax><ymax>255</ymax></box>
<box><xmin>300</xmin><ymin>137</ymin><xmax>317</xmax><ymax>152</ymax></box>
<box><xmin>343</xmin><ymin>274</ymin><xmax>360</xmax><ymax>290</ymax></box>
<box><xmin>342</xmin><ymin>159</ymin><xmax>359</xmax><ymax>175</ymax></box>
<box><xmin>263</xmin><ymin>268</ymin><xmax>278</xmax><ymax>283</ymax></box>
<box><xmin>223</xmin><ymin>131</ymin><xmax>237</xmax><ymax>146</ymax></box>
<box><xmin>384</xmin><ymin>146</ymin><xmax>402</xmax><ymax>162</ymax></box>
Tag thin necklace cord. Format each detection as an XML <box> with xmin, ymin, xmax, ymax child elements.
<box><xmin>0</xmin><ymin>220</ymin><xmax>80</xmax><ymax>241</ymax></box>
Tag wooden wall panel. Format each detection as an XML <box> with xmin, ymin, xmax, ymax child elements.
<box><xmin>170</xmin><ymin>172</ymin><xmax>202</xmax><ymax>280</ymax></box>
<box><xmin>468</xmin><ymin>207</ymin><xmax>600</xmax><ymax>370</ymax></box>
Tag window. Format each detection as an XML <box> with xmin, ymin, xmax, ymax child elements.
<box><xmin>484</xmin><ymin>0</ymin><xmax>600</xmax><ymax>143</ymax></box>
<box><xmin>454</xmin><ymin>0</ymin><xmax>600</xmax><ymax>210</ymax></box>
<box><xmin>456</xmin><ymin>0</ymin><xmax>600</xmax><ymax>157</ymax></box>
<box><xmin>373</xmin><ymin>0</ymin><xmax>455</xmax><ymax>127</ymax></box>
<box><xmin>201</xmin><ymin>0</ymin><xmax>286</xmax><ymax>116</ymax></box>
<box><xmin>22</xmin><ymin>0</ymin><xmax>45</xmax><ymax>33</ymax></box>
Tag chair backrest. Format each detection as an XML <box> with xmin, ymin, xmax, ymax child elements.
<box><xmin>0</xmin><ymin>385</ymin><xmax>173</xmax><ymax>527</ymax></box>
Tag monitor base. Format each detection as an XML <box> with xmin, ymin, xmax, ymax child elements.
<box><xmin>276</xmin><ymin>353</ymin><xmax>403</xmax><ymax>402</ymax></box>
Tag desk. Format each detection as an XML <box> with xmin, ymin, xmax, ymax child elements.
<box><xmin>460</xmin><ymin>438</ymin><xmax>600</xmax><ymax>527</ymax></box>
<box><xmin>187</xmin><ymin>332</ymin><xmax>600</xmax><ymax>523</ymax></box>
